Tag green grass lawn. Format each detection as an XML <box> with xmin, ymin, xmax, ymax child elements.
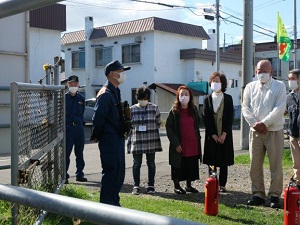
<box><xmin>235</xmin><ymin>148</ymin><xmax>293</xmax><ymax>168</ymax></box>
<box><xmin>24</xmin><ymin>185</ymin><xmax>282</xmax><ymax>225</ymax></box>
<box><xmin>0</xmin><ymin>149</ymin><xmax>293</xmax><ymax>225</ymax></box>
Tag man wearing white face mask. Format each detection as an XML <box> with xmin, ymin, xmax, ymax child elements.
<box><xmin>65</xmin><ymin>75</ymin><xmax>87</xmax><ymax>183</ymax></box>
<box><xmin>242</xmin><ymin>60</ymin><xmax>286</xmax><ymax>208</ymax></box>
<box><xmin>127</xmin><ymin>86</ymin><xmax>162</xmax><ymax>195</ymax></box>
<box><xmin>286</xmin><ymin>69</ymin><xmax>300</xmax><ymax>187</ymax></box>
<box><xmin>93</xmin><ymin>60</ymin><xmax>131</xmax><ymax>206</ymax></box>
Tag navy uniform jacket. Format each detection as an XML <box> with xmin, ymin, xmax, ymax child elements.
<box><xmin>65</xmin><ymin>92</ymin><xmax>85</xmax><ymax>123</ymax></box>
<box><xmin>93</xmin><ymin>81</ymin><xmax>124</xmax><ymax>137</ymax></box>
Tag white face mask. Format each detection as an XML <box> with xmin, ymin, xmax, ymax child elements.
<box><xmin>289</xmin><ymin>80</ymin><xmax>299</xmax><ymax>90</ymax></box>
<box><xmin>257</xmin><ymin>73</ymin><xmax>270</xmax><ymax>83</ymax></box>
<box><xmin>115</xmin><ymin>72</ymin><xmax>126</xmax><ymax>84</ymax></box>
<box><xmin>211</xmin><ymin>82</ymin><xmax>222</xmax><ymax>92</ymax></box>
<box><xmin>138</xmin><ymin>100</ymin><xmax>148</xmax><ymax>107</ymax></box>
<box><xmin>179</xmin><ymin>96</ymin><xmax>190</xmax><ymax>105</ymax></box>
<box><xmin>69</xmin><ymin>86</ymin><xmax>78</xmax><ymax>94</ymax></box>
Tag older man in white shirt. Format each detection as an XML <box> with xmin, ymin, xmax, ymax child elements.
<box><xmin>242</xmin><ymin>59</ymin><xmax>286</xmax><ymax>208</ymax></box>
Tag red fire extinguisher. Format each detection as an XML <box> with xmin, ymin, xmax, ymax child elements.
<box><xmin>284</xmin><ymin>178</ymin><xmax>300</xmax><ymax>225</ymax></box>
<box><xmin>204</xmin><ymin>166</ymin><xmax>219</xmax><ymax>216</ymax></box>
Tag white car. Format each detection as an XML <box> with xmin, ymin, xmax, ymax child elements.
<box><xmin>83</xmin><ymin>98</ymin><xmax>96</xmax><ymax>125</ymax></box>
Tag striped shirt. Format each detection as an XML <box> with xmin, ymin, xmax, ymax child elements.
<box><xmin>127</xmin><ymin>102</ymin><xmax>163</xmax><ymax>154</ymax></box>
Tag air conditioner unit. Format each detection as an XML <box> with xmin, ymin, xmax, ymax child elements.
<box><xmin>134</xmin><ymin>36</ymin><xmax>142</xmax><ymax>43</ymax></box>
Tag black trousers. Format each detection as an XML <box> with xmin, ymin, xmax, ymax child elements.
<box><xmin>208</xmin><ymin>165</ymin><xmax>228</xmax><ymax>187</ymax></box>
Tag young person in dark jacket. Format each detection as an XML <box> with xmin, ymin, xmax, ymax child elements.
<box><xmin>203</xmin><ymin>72</ymin><xmax>234</xmax><ymax>193</ymax></box>
<box><xmin>286</xmin><ymin>69</ymin><xmax>300</xmax><ymax>186</ymax></box>
<box><xmin>166</xmin><ymin>86</ymin><xmax>202</xmax><ymax>194</ymax></box>
<box><xmin>93</xmin><ymin>60</ymin><xmax>131</xmax><ymax>206</ymax></box>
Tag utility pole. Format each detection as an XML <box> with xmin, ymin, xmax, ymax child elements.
<box><xmin>216</xmin><ymin>0</ymin><xmax>220</xmax><ymax>72</ymax></box>
<box><xmin>240</xmin><ymin>0</ymin><xmax>253</xmax><ymax>150</ymax></box>
<box><xmin>294</xmin><ymin>0</ymin><xmax>297</xmax><ymax>68</ymax></box>
<box><xmin>223</xmin><ymin>33</ymin><xmax>226</xmax><ymax>52</ymax></box>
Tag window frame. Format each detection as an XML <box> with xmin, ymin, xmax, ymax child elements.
<box><xmin>71</xmin><ymin>51</ymin><xmax>85</xmax><ymax>69</ymax></box>
<box><xmin>122</xmin><ymin>43</ymin><xmax>141</xmax><ymax>64</ymax></box>
<box><xmin>95</xmin><ymin>47</ymin><xmax>113</xmax><ymax>67</ymax></box>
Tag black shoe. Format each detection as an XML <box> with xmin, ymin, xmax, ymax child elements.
<box><xmin>132</xmin><ymin>186</ymin><xmax>141</xmax><ymax>195</ymax></box>
<box><xmin>76</xmin><ymin>177</ymin><xmax>88</xmax><ymax>182</ymax></box>
<box><xmin>270</xmin><ymin>196</ymin><xmax>280</xmax><ymax>208</ymax></box>
<box><xmin>220</xmin><ymin>186</ymin><xmax>227</xmax><ymax>193</ymax></box>
<box><xmin>185</xmin><ymin>186</ymin><xmax>199</xmax><ymax>193</ymax></box>
<box><xmin>247</xmin><ymin>196</ymin><xmax>265</xmax><ymax>206</ymax></box>
<box><xmin>174</xmin><ymin>187</ymin><xmax>186</xmax><ymax>194</ymax></box>
<box><xmin>147</xmin><ymin>186</ymin><xmax>156</xmax><ymax>194</ymax></box>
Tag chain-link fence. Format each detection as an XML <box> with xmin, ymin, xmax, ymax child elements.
<box><xmin>10</xmin><ymin>82</ymin><xmax>65</xmax><ymax>224</ymax></box>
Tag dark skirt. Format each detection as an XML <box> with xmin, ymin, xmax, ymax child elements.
<box><xmin>171</xmin><ymin>155</ymin><xmax>199</xmax><ymax>181</ymax></box>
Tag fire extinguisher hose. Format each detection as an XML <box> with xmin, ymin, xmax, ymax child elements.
<box><xmin>214</xmin><ymin>176</ymin><xmax>218</xmax><ymax>201</ymax></box>
<box><xmin>285</xmin><ymin>183</ymin><xmax>290</xmax><ymax>214</ymax></box>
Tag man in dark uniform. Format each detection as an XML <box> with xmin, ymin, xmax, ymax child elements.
<box><xmin>93</xmin><ymin>60</ymin><xmax>131</xmax><ymax>206</ymax></box>
<box><xmin>65</xmin><ymin>75</ymin><xmax>87</xmax><ymax>183</ymax></box>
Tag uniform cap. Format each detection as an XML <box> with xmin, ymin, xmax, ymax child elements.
<box><xmin>104</xmin><ymin>60</ymin><xmax>131</xmax><ymax>76</ymax></box>
<box><xmin>68</xmin><ymin>75</ymin><xmax>79</xmax><ymax>83</ymax></box>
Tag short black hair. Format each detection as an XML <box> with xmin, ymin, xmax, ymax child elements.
<box><xmin>136</xmin><ymin>85</ymin><xmax>151</xmax><ymax>100</ymax></box>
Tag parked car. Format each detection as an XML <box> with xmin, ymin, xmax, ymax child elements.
<box><xmin>83</xmin><ymin>98</ymin><xmax>96</xmax><ymax>125</ymax></box>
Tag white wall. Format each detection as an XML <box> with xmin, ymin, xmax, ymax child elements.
<box><xmin>153</xmin><ymin>31</ymin><xmax>203</xmax><ymax>84</ymax></box>
<box><xmin>182</xmin><ymin>59</ymin><xmax>242</xmax><ymax>106</ymax></box>
<box><xmin>29</xmin><ymin>28</ymin><xmax>62</xmax><ymax>84</ymax></box>
<box><xmin>0</xmin><ymin>13</ymin><xmax>27</xmax><ymax>85</ymax></box>
<box><xmin>0</xmin><ymin>13</ymin><xmax>63</xmax><ymax>155</ymax></box>
<box><xmin>0</xmin><ymin>13</ymin><xmax>27</xmax><ymax>154</ymax></box>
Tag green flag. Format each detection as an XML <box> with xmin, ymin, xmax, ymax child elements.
<box><xmin>277</xmin><ymin>12</ymin><xmax>291</xmax><ymax>62</ymax></box>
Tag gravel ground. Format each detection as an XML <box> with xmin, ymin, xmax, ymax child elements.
<box><xmin>68</xmin><ymin>127</ymin><xmax>292</xmax><ymax>209</ymax></box>
<box><xmin>74</xmin><ymin>161</ymin><xmax>292</xmax><ymax>209</ymax></box>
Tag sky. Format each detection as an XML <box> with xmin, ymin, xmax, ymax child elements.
<box><xmin>60</xmin><ymin>0</ymin><xmax>298</xmax><ymax>47</ymax></box>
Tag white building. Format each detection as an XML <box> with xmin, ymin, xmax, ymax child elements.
<box><xmin>0</xmin><ymin>4</ymin><xmax>66</xmax><ymax>155</ymax></box>
<box><xmin>61</xmin><ymin>17</ymin><xmax>242</xmax><ymax>118</ymax></box>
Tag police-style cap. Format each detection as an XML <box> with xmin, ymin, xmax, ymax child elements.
<box><xmin>68</xmin><ymin>75</ymin><xmax>79</xmax><ymax>82</ymax></box>
<box><xmin>104</xmin><ymin>60</ymin><xmax>131</xmax><ymax>76</ymax></box>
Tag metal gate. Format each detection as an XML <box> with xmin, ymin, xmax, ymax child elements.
<box><xmin>10</xmin><ymin>81</ymin><xmax>65</xmax><ymax>224</ymax></box>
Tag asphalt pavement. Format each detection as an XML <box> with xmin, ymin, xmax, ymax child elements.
<box><xmin>0</xmin><ymin>126</ymin><xmax>248</xmax><ymax>185</ymax></box>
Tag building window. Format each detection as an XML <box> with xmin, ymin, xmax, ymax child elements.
<box><xmin>268</xmin><ymin>57</ymin><xmax>280</xmax><ymax>76</ymax></box>
<box><xmin>228</xmin><ymin>79</ymin><xmax>238</xmax><ymax>88</ymax></box>
<box><xmin>229</xmin><ymin>79</ymin><xmax>234</xmax><ymax>88</ymax></box>
<box><xmin>72</xmin><ymin>51</ymin><xmax>85</xmax><ymax>68</ymax></box>
<box><xmin>122</xmin><ymin>44</ymin><xmax>140</xmax><ymax>64</ymax></box>
<box><xmin>289</xmin><ymin>60</ymin><xmax>300</xmax><ymax>71</ymax></box>
<box><xmin>95</xmin><ymin>47</ymin><xmax>113</xmax><ymax>67</ymax></box>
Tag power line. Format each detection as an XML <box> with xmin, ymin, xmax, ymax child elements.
<box><xmin>65</xmin><ymin>0</ymin><xmax>177</xmax><ymax>11</ymax></box>
<box><xmin>220</xmin><ymin>10</ymin><xmax>276</xmax><ymax>35</ymax></box>
<box><xmin>64</xmin><ymin>0</ymin><xmax>285</xmax><ymax>39</ymax></box>
<box><xmin>130</xmin><ymin>0</ymin><xmax>189</xmax><ymax>9</ymax></box>
<box><xmin>220</xmin><ymin>16</ymin><xmax>274</xmax><ymax>38</ymax></box>
<box><xmin>255</xmin><ymin>0</ymin><xmax>284</xmax><ymax>10</ymax></box>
